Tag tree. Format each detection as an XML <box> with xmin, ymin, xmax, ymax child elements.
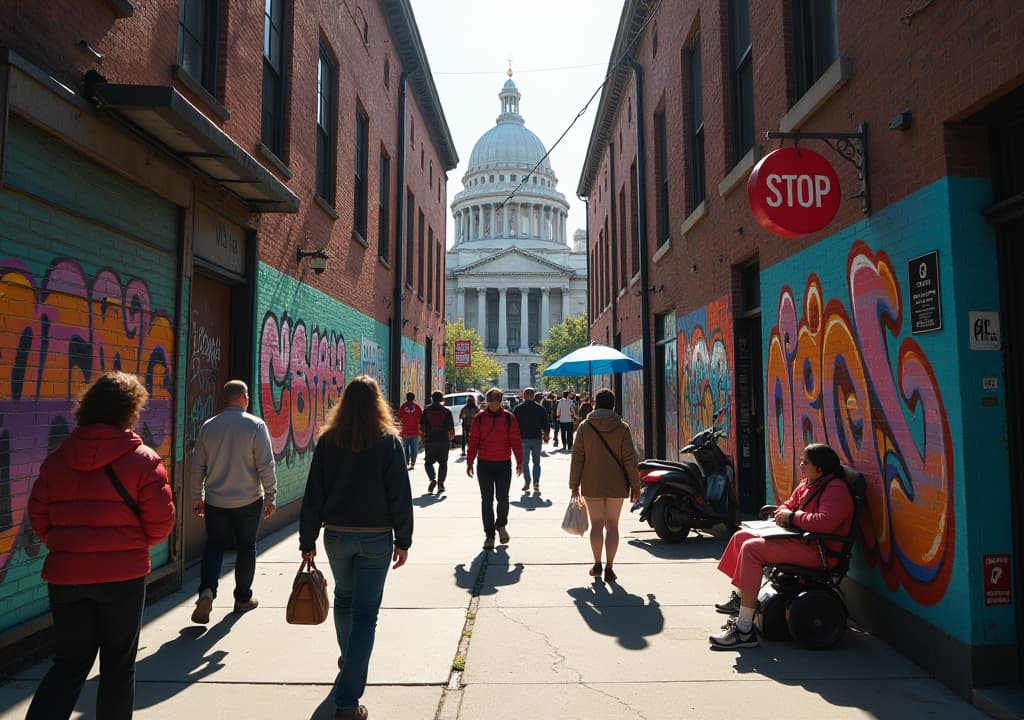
<box><xmin>537</xmin><ymin>314</ymin><xmax>590</xmax><ymax>393</ymax></box>
<box><xmin>444</xmin><ymin>320</ymin><xmax>502</xmax><ymax>391</ymax></box>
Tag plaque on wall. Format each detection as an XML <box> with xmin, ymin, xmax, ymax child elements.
<box><xmin>194</xmin><ymin>205</ymin><xmax>247</xmax><ymax>276</ymax></box>
<box><xmin>908</xmin><ymin>251</ymin><xmax>941</xmax><ymax>334</ymax></box>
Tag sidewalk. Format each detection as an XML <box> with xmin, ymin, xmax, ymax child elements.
<box><xmin>0</xmin><ymin>445</ymin><xmax>987</xmax><ymax>719</ymax></box>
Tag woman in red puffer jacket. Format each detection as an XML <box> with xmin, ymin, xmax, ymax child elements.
<box><xmin>26</xmin><ymin>371</ymin><xmax>175</xmax><ymax>720</ymax></box>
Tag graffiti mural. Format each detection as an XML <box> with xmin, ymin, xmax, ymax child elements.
<box><xmin>400</xmin><ymin>347</ymin><xmax>424</xmax><ymax>401</ymax></box>
<box><xmin>360</xmin><ymin>337</ymin><xmax>386</xmax><ymax>389</ymax></box>
<box><xmin>765</xmin><ymin>240</ymin><xmax>954</xmax><ymax>605</ymax></box>
<box><xmin>677</xmin><ymin>300</ymin><xmax>734</xmax><ymax>457</ymax></box>
<box><xmin>258</xmin><ymin>311</ymin><xmax>347</xmax><ymax>459</ymax></box>
<box><xmin>0</xmin><ymin>258</ymin><xmax>175</xmax><ymax>581</ymax></box>
<box><xmin>621</xmin><ymin>341</ymin><xmax>644</xmax><ymax>454</ymax></box>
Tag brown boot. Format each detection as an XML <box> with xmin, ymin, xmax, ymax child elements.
<box><xmin>191</xmin><ymin>591</ymin><xmax>213</xmax><ymax>624</ymax></box>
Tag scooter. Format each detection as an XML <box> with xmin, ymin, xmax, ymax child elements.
<box><xmin>631</xmin><ymin>422</ymin><xmax>738</xmax><ymax>543</ymax></box>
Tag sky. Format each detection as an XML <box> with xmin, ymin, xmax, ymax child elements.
<box><xmin>407</xmin><ymin>0</ymin><xmax>625</xmax><ymax>248</ymax></box>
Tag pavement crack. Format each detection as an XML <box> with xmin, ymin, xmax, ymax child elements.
<box><xmin>580</xmin><ymin>682</ymin><xmax>649</xmax><ymax>720</ymax></box>
<box><xmin>493</xmin><ymin>606</ymin><xmax>582</xmax><ymax>684</ymax></box>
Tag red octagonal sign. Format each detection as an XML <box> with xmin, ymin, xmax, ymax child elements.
<box><xmin>747</xmin><ymin>147</ymin><xmax>841</xmax><ymax>238</ymax></box>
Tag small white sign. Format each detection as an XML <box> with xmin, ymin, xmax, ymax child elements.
<box><xmin>983</xmin><ymin>377</ymin><xmax>998</xmax><ymax>391</ymax></box>
<box><xmin>970</xmin><ymin>312</ymin><xmax>1001</xmax><ymax>351</ymax></box>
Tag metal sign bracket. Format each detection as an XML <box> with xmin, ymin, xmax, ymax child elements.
<box><xmin>766</xmin><ymin>122</ymin><xmax>870</xmax><ymax>215</ymax></box>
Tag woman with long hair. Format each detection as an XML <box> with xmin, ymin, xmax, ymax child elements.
<box><xmin>569</xmin><ymin>388</ymin><xmax>641</xmax><ymax>583</ymax></box>
<box><xmin>299</xmin><ymin>375</ymin><xmax>413</xmax><ymax>720</ymax></box>
<box><xmin>27</xmin><ymin>372</ymin><xmax>175</xmax><ymax>720</ymax></box>
<box><xmin>709</xmin><ymin>443</ymin><xmax>853</xmax><ymax>650</ymax></box>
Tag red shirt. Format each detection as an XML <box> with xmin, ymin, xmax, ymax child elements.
<box><xmin>398</xmin><ymin>401</ymin><xmax>423</xmax><ymax>437</ymax></box>
<box><xmin>467</xmin><ymin>409</ymin><xmax>523</xmax><ymax>467</ymax></box>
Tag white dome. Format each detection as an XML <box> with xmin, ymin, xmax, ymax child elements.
<box><xmin>468</xmin><ymin>123</ymin><xmax>551</xmax><ymax>173</ymax></box>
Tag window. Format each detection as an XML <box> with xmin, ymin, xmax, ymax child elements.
<box><xmin>654</xmin><ymin>109</ymin><xmax>669</xmax><ymax>246</ymax></box>
<box><xmin>417</xmin><ymin>210</ymin><xmax>425</xmax><ymax>295</ymax></box>
<box><xmin>687</xmin><ymin>33</ymin><xmax>706</xmax><ymax>211</ymax></box>
<box><xmin>354</xmin><ymin>104</ymin><xmax>369</xmax><ymax>239</ymax></box>
<box><xmin>316</xmin><ymin>45</ymin><xmax>336</xmax><ymax>204</ymax></box>
<box><xmin>178</xmin><ymin>0</ymin><xmax>220</xmax><ymax>93</ymax></box>
<box><xmin>619</xmin><ymin>186</ymin><xmax>627</xmax><ymax>289</ymax></box>
<box><xmin>384</xmin><ymin>58</ymin><xmax>390</xmax><ymax>90</ymax></box>
<box><xmin>435</xmin><ymin>238</ymin><xmax>442</xmax><ymax>310</ymax></box>
<box><xmin>511</xmin><ymin>174</ymin><xmax>517</xmax><ymax>181</ymax></box>
<box><xmin>629</xmin><ymin>160</ymin><xmax>639</xmax><ymax>278</ymax></box>
<box><xmin>378</xmin><ymin>151</ymin><xmax>390</xmax><ymax>261</ymax></box>
<box><xmin>405</xmin><ymin>190</ymin><xmax>414</xmax><ymax>287</ymax></box>
<box><xmin>793</xmin><ymin>0</ymin><xmax>838</xmax><ymax>98</ymax></box>
<box><xmin>729</xmin><ymin>0</ymin><xmax>754</xmax><ymax>164</ymax></box>
<box><xmin>507</xmin><ymin>363</ymin><xmax>520</xmax><ymax>390</ymax></box>
<box><xmin>261</xmin><ymin>0</ymin><xmax>286</xmax><ymax>156</ymax></box>
<box><xmin>427</xmin><ymin>228</ymin><xmax>434</xmax><ymax>305</ymax></box>
<box><xmin>605</xmin><ymin>216</ymin><xmax>613</xmax><ymax>299</ymax></box>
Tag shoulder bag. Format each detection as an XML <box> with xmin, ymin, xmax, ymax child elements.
<box><xmin>588</xmin><ymin>424</ymin><xmax>631</xmax><ymax>493</ymax></box>
<box><xmin>286</xmin><ymin>558</ymin><xmax>330</xmax><ymax>625</ymax></box>
<box><xmin>103</xmin><ymin>464</ymin><xmax>142</xmax><ymax>519</ymax></box>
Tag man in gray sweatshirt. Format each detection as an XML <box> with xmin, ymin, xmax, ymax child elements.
<box><xmin>189</xmin><ymin>380</ymin><xmax>277</xmax><ymax>624</ymax></box>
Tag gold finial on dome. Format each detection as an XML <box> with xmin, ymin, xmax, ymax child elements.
<box><xmin>507</xmin><ymin>57</ymin><xmax>513</xmax><ymax>78</ymax></box>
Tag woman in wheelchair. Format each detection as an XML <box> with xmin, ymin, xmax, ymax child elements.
<box><xmin>709</xmin><ymin>443</ymin><xmax>853</xmax><ymax>650</ymax></box>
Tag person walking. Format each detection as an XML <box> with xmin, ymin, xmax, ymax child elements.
<box><xmin>398</xmin><ymin>392</ymin><xmax>423</xmax><ymax>469</ymax></box>
<box><xmin>299</xmin><ymin>375</ymin><xmax>413</xmax><ymax>720</ymax></box>
<box><xmin>544</xmin><ymin>392</ymin><xmax>559</xmax><ymax>448</ymax></box>
<box><xmin>190</xmin><ymin>379</ymin><xmax>277</xmax><ymax>625</ymax></box>
<box><xmin>458</xmin><ymin>395</ymin><xmax>480</xmax><ymax>455</ymax></box>
<box><xmin>26</xmin><ymin>371</ymin><xmax>175</xmax><ymax>720</ymax></box>
<box><xmin>420</xmin><ymin>391</ymin><xmax>455</xmax><ymax>494</ymax></box>
<box><xmin>569</xmin><ymin>388</ymin><xmax>641</xmax><ymax>584</ymax></box>
<box><xmin>512</xmin><ymin>387</ymin><xmax>550</xmax><ymax>494</ymax></box>
<box><xmin>555</xmin><ymin>390</ymin><xmax>578</xmax><ymax>450</ymax></box>
<box><xmin>467</xmin><ymin>387</ymin><xmax>523</xmax><ymax>550</ymax></box>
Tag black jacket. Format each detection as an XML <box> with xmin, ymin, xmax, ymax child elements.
<box><xmin>420</xmin><ymin>401</ymin><xmax>454</xmax><ymax>443</ymax></box>
<box><xmin>513</xmin><ymin>400</ymin><xmax>551</xmax><ymax>440</ymax></box>
<box><xmin>299</xmin><ymin>433</ymin><xmax>413</xmax><ymax>550</ymax></box>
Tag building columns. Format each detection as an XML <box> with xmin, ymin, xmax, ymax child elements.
<box><xmin>561</xmin><ymin>286</ymin><xmax>570</xmax><ymax>323</ymax></box>
<box><xmin>541</xmin><ymin>287</ymin><xmax>550</xmax><ymax>338</ymax></box>
<box><xmin>477</xmin><ymin>288</ymin><xmax>486</xmax><ymax>339</ymax></box>
<box><xmin>456</xmin><ymin>287</ymin><xmax>466</xmax><ymax>320</ymax></box>
<box><xmin>498</xmin><ymin>288</ymin><xmax>508</xmax><ymax>353</ymax></box>
<box><xmin>520</xmin><ymin>287</ymin><xmax>529</xmax><ymax>351</ymax></box>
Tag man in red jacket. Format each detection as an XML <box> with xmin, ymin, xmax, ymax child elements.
<box><xmin>467</xmin><ymin>387</ymin><xmax>523</xmax><ymax>550</ymax></box>
<box><xmin>398</xmin><ymin>392</ymin><xmax>424</xmax><ymax>469</ymax></box>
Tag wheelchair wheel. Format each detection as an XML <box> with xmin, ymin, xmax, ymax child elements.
<box><xmin>786</xmin><ymin>588</ymin><xmax>847</xmax><ymax>649</ymax></box>
<box><xmin>758</xmin><ymin>590</ymin><xmax>791</xmax><ymax>641</ymax></box>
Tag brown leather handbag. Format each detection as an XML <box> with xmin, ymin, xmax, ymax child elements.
<box><xmin>286</xmin><ymin>558</ymin><xmax>330</xmax><ymax>625</ymax></box>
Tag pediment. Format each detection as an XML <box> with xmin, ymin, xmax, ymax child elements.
<box><xmin>452</xmin><ymin>247</ymin><xmax>573</xmax><ymax>277</ymax></box>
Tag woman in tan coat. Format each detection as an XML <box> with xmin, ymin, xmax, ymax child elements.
<box><xmin>569</xmin><ymin>388</ymin><xmax>641</xmax><ymax>582</ymax></box>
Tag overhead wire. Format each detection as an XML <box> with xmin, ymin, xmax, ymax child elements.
<box><xmin>495</xmin><ymin>0</ymin><xmax>663</xmax><ymax>212</ymax></box>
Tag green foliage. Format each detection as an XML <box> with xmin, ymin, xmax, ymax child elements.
<box><xmin>537</xmin><ymin>314</ymin><xmax>590</xmax><ymax>393</ymax></box>
<box><xmin>444</xmin><ymin>320</ymin><xmax>502</xmax><ymax>390</ymax></box>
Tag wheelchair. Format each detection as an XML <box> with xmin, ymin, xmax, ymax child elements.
<box><xmin>756</xmin><ymin>465</ymin><xmax>866</xmax><ymax>650</ymax></box>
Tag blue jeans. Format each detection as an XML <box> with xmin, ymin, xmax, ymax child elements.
<box><xmin>521</xmin><ymin>439</ymin><xmax>543</xmax><ymax>485</ymax></box>
<box><xmin>199</xmin><ymin>498</ymin><xmax>263</xmax><ymax>601</ymax></box>
<box><xmin>402</xmin><ymin>436</ymin><xmax>419</xmax><ymax>465</ymax></box>
<box><xmin>27</xmin><ymin>578</ymin><xmax>146</xmax><ymax>720</ymax></box>
<box><xmin>324</xmin><ymin>530</ymin><xmax>393</xmax><ymax>711</ymax></box>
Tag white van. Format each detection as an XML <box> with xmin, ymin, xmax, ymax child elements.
<box><xmin>443</xmin><ymin>390</ymin><xmax>485</xmax><ymax>441</ymax></box>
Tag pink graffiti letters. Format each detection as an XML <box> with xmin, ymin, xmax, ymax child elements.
<box><xmin>766</xmin><ymin>241</ymin><xmax>954</xmax><ymax>604</ymax></box>
<box><xmin>0</xmin><ymin>258</ymin><xmax>174</xmax><ymax>581</ymax></box>
<box><xmin>259</xmin><ymin>312</ymin><xmax>346</xmax><ymax>458</ymax></box>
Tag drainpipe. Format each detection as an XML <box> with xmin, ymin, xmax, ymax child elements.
<box><xmin>577</xmin><ymin>192</ymin><xmax>591</xmax><ymax>394</ymax></box>
<box><xmin>391</xmin><ymin>66</ymin><xmax>416</xmax><ymax>407</ymax></box>
<box><xmin>608</xmin><ymin>146</ymin><xmax>619</xmax><ymax>345</ymax></box>
<box><xmin>627</xmin><ymin>55</ymin><xmax>653</xmax><ymax>459</ymax></box>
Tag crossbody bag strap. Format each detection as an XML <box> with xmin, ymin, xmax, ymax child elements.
<box><xmin>589</xmin><ymin>424</ymin><xmax>630</xmax><ymax>491</ymax></box>
<box><xmin>103</xmin><ymin>464</ymin><xmax>142</xmax><ymax>519</ymax></box>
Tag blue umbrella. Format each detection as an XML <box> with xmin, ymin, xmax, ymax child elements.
<box><xmin>542</xmin><ymin>344</ymin><xmax>643</xmax><ymax>377</ymax></box>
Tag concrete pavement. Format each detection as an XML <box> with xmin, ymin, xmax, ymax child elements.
<box><xmin>0</xmin><ymin>444</ymin><xmax>988</xmax><ymax>719</ymax></box>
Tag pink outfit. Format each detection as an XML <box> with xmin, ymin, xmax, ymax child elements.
<box><xmin>717</xmin><ymin>474</ymin><xmax>854</xmax><ymax>596</ymax></box>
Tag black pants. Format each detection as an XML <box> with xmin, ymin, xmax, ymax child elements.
<box><xmin>476</xmin><ymin>459</ymin><xmax>511</xmax><ymax>537</ymax></box>
<box><xmin>559</xmin><ymin>422</ymin><xmax>575</xmax><ymax>449</ymax></box>
<box><xmin>27</xmin><ymin>577</ymin><xmax>146</xmax><ymax>720</ymax></box>
<box><xmin>424</xmin><ymin>440</ymin><xmax>450</xmax><ymax>484</ymax></box>
<box><xmin>199</xmin><ymin>497</ymin><xmax>263</xmax><ymax>601</ymax></box>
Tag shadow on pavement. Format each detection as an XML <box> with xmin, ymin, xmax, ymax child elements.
<box><xmin>566</xmin><ymin>581</ymin><xmax>663</xmax><ymax>649</ymax></box>
<box><xmin>412</xmin><ymin>493</ymin><xmax>447</xmax><ymax>508</ymax></box>
<box><xmin>308</xmin><ymin>689</ymin><xmax>339</xmax><ymax>719</ymax></box>
<box><xmin>510</xmin><ymin>493</ymin><xmax>553</xmax><ymax>511</ymax></box>
<box><xmin>133</xmin><ymin>614</ymin><xmax>242</xmax><ymax>709</ymax></box>
<box><xmin>454</xmin><ymin>549</ymin><xmax>524</xmax><ymax>596</ymax></box>
<box><xmin>625</xmin><ymin>535</ymin><xmax>727</xmax><ymax>560</ymax></box>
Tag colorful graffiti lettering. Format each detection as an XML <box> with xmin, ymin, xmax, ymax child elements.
<box><xmin>401</xmin><ymin>350</ymin><xmax>423</xmax><ymax>400</ymax></box>
<box><xmin>186</xmin><ymin>310</ymin><xmax>221</xmax><ymax>445</ymax></box>
<box><xmin>765</xmin><ymin>240</ymin><xmax>954</xmax><ymax>604</ymax></box>
<box><xmin>360</xmin><ymin>337</ymin><xmax>386</xmax><ymax>389</ymax></box>
<box><xmin>259</xmin><ymin>312</ymin><xmax>347</xmax><ymax>459</ymax></box>
<box><xmin>677</xmin><ymin>300</ymin><xmax>734</xmax><ymax>456</ymax></box>
<box><xmin>0</xmin><ymin>258</ymin><xmax>174</xmax><ymax>580</ymax></box>
<box><xmin>621</xmin><ymin>341</ymin><xmax>644</xmax><ymax>454</ymax></box>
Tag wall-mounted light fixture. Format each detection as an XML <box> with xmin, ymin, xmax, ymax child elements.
<box><xmin>296</xmin><ymin>247</ymin><xmax>330</xmax><ymax>274</ymax></box>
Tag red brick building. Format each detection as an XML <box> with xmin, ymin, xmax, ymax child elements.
<box><xmin>580</xmin><ymin>0</ymin><xmax>1024</xmax><ymax>698</ymax></box>
<box><xmin>0</xmin><ymin>0</ymin><xmax>455</xmax><ymax>655</ymax></box>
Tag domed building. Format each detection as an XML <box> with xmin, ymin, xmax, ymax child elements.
<box><xmin>446</xmin><ymin>74</ymin><xmax>587</xmax><ymax>391</ymax></box>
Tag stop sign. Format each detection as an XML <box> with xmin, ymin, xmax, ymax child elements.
<box><xmin>747</xmin><ymin>147</ymin><xmax>840</xmax><ymax>238</ymax></box>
